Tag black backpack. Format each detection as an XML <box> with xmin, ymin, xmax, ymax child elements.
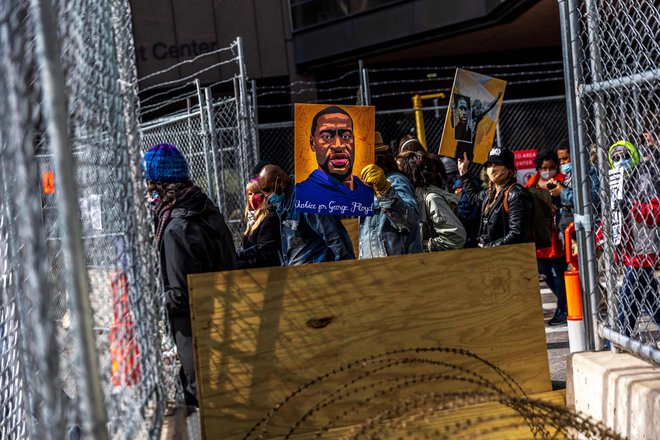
<box><xmin>503</xmin><ymin>184</ymin><xmax>553</xmax><ymax>249</ymax></box>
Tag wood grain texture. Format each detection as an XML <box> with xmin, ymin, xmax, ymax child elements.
<box><xmin>188</xmin><ymin>243</ymin><xmax>550</xmax><ymax>439</ymax></box>
<box><xmin>276</xmin><ymin>390</ymin><xmax>566</xmax><ymax>440</ymax></box>
<box><xmin>340</xmin><ymin>218</ymin><xmax>359</xmax><ymax>257</ymax></box>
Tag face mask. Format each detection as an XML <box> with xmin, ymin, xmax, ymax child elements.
<box><xmin>487</xmin><ymin>166</ymin><xmax>508</xmax><ymax>185</ymax></box>
<box><xmin>614</xmin><ymin>159</ymin><xmax>632</xmax><ymax>171</ymax></box>
<box><xmin>146</xmin><ymin>190</ymin><xmax>160</xmax><ymax>211</ymax></box>
<box><xmin>249</xmin><ymin>193</ymin><xmax>264</xmax><ymax>210</ymax></box>
<box><xmin>560</xmin><ymin>163</ymin><xmax>572</xmax><ymax>174</ymax></box>
<box><xmin>268</xmin><ymin>192</ymin><xmax>285</xmax><ymax>206</ymax></box>
<box><xmin>539</xmin><ymin>169</ymin><xmax>557</xmax><ymax>180</ymax></box>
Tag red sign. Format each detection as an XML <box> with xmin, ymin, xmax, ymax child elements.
<box><xmin>42</xmin><ymin>170</ymin><xmax>55</xmax><ymax>195</ymax></box>
<box><xmin>513</xmin><ymin>149</ymin><xmax>537</xmax><ymax>169</ymax></box>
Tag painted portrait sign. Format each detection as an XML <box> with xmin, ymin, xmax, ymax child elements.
<box><xmin>294</xmin><ymin>103</ymin><xmax>375</xmax><ymax>216</ymax></box>
<box><xmin>439</xmin><ymin>69</ymin><xmax>507</xmax><ymax>164</ymax></box>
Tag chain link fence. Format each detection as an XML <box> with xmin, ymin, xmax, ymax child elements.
<box><xmin>1</xmin><ymin>0</ymin><xmax>167</xmax><ymax>438</ymax></box>
<box><xmin>560</xmin><ymin>0</ymin><xmax>660</xmax><ymax>362</ymax></box>
<box><xmin>137</xmin><ymin>41</ymin><xmax>256</xmax><ymax>249</ymax></box>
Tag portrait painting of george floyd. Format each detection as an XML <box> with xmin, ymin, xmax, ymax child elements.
<box><xmin>438</xmin><ymin>69</ymin><xmax>507</xmax><ymax>164</ymax></box>
<box><xmin>294</xmin><ymin>103</ymin><xmax>375</xmax><ymax>216</ymax></box>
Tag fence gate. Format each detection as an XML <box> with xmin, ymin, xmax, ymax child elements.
<box><xmin>559</xmin><ymin>0</ymin><xmax>660</xmax><ymax>362</ymax></box>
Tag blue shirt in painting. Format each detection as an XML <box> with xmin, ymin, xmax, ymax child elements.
<box><xmin>277</xmin><ymin>184</ymin><xmax>355</xmax><ymax>265</ymax></box>
<box><xmin>294</xmin><ymin>169</ymin><xmax>374</xmax><ymax>216</ymax></box>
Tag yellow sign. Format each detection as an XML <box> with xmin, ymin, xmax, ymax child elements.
<box><xmin>439</xmin><ymin>69</ymin><xmax>507</xmax><ymax>164</ymax></box>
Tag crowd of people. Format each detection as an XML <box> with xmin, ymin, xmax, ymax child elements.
<box><xmin>141</xmin><ymin>129</ymin><xmax>660</xmax><ymax>408</ymax></box>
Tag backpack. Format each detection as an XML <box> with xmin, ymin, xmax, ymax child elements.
<box><xmin>503</xmin><ymin>184</ymin><xmax>553</xmax><ymax>249</ymax></box>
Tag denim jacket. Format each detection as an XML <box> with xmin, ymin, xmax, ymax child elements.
<box><xmin>358</xmin><ymin>172</ymin><xmax>422</xmax><ymax>258</ymax></box>
<box><xmin>277</xmin><ymin>186</ymin><xmax>355</xmax><ymax>265</ymax></box>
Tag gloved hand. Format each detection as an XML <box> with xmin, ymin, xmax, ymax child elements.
<box><xmin>360</xmin><ymin>164</ymin><xmax>391</xmax><ymax>196</ymax></box>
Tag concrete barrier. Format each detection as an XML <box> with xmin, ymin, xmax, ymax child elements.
<box><xmin>567</xmin><ymin>351</ymin><xmax>660</xmax><ymax>439</ymax></box>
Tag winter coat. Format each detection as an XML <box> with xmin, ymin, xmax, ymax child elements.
<box><xmin>453</xmin><ymin>175</ymin><xmax>482</xmax><ymax>248</ymax></box>
<box><xmin>460</xmin><ymin>174</ymin><xmax>533</xmax><ymax>248</ymax></box>
<box><xmin>525</xmin><ymin>171</ymin><xmax>566</xmax><ymax>259</ymax></box>
<box><xmin>237</xmin><ymin>207</ymin><xmax>282</xmax><ymax>269</ymax></box>
<box><xmin>416</xmin><ymin>184</ymin><xmax>466</xmax><ymax>251</ymax></box>
<box><xmin>159</xmin><ymin>192</ymin><xmax>236</xmax><ymax>316</ymax></box>
<box><xmin>358</xmin><ymin>171</ymin><xmax>422</xmax><ymax>258</ymax></box>
<box><xmin>277</xmin><ymin>185</ymin><xmax>355</xmax><ymax>265</ymax></box>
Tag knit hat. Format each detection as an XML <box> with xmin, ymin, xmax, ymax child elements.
<box><xmin>142</xmin><ymin>143</ymin><xmax>190</xmax><ymax>182</ymax></box>
<box><xmin>607</xmin><ymin>140</ymin><xmax>640</xmax><ymax>169</ymax></box>
<box><xmin>484</xmin><ymin>147</ymin><xmax>515</xmax><ymax>170</ymax></box>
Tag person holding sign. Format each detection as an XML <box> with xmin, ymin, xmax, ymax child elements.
<box><xmin>295</xmin><ymin>106</ymin><xmax>374</xmax><ymax>216</ymax></box>
<box><xmin>458</xmin><ymin>147</ymin><xmax>532</xmax><ymax>248</ymax></box>
<box><xmin>358</xmin><ymin>132</ymin><xmax>422</xmax><ymax>258</ymax></box>
<box><xmin>596</xmin><ymin>140</ymin><xmax>660</xmax><ymax>337</ymax></box>
<box><xmin>258</xmin><ymin>164</ymin><xmax>354</xmax><ymax>265</ymax></box>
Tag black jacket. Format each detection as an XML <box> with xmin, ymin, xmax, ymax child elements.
<box><xmin>159</xmin><ymin>192</ymin><xmax>236</xmax><ymax>316</ymax></box>
<box><xmin>237</xmin><ymin>207</ymin><xmax>282</xmax><ymax>269</ymax></box>
<box><xmin>460</xmin><ymin>174</ymin><xmax>532</xmax><ymax>247</ymax></box>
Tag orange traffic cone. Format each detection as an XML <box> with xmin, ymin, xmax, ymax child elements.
<box><xmin>564</xmin><ymin>222</ymin><xmax>586</xmax><ymax>352</ymax></box>
<box><xmin>110</xmin><ymin>271</ymin><xmax>141</xmax><ymax>386</ymax></box>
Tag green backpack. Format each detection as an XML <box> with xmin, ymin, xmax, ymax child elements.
<box><xmin>503</xmin><ymin>184</ymin><xmax>554</xmax><ymax>249</ymax></box>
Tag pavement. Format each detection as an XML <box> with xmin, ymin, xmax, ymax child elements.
<box><xmin>539</xmin><ymin>281</ymin><xmax>570</xmax><ymax>390</ymax></box>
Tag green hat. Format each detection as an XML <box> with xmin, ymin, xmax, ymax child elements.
<box><xmin>607</xmin><ymin>140</ymin><xmax>640</xmax><ymax>169</ymax></box>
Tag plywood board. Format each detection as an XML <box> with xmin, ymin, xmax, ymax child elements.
<box><xmin>189</xmin><ymin>243</ymin><xmax>550</xmax><ymax>439</ymax></box>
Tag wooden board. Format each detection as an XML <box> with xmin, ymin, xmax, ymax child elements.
<box><xmin>340</xmin><ymin>217</ymin><xmax>359</xmax><ymax>257</ymax></box>
<box><xmin>188</xmin><ymin>243</ymin><xmax>551</xmax><ymax>439</ymax></box>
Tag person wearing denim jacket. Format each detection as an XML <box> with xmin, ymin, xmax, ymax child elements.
<box><xmin>258</xmin><ymin>164</ymin><xmax>355</xmax><ymax>265</ymax></box>
<box><xmin>358</xmin><ymin>168</ymin><xmax>421</xmax><ymax>258</ymax></box>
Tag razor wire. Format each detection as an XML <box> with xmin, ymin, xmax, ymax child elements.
<box><xmin>1</xmin><ymin>0</ymin><xmax>169</xmax><ymax>438</ymax></box>
<box><xmin>561</xmin><ymin>0</ymin><xmax>660</xmax><ymax>362</ymax></box>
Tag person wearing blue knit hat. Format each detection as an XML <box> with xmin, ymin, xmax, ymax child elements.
<box><xmin>143</xmin><ymin>143</ymin><xmax>236</xmax><ymax>409</ymax></box>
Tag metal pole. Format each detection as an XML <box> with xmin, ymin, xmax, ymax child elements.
<box><xmin>204</xmin><ymin>88</ymin><xmax>223</xmax><ymax>211</ymax></box>
<box><xmin>359</xmin><ymin>59</ymin><xmax>372</xmax><ymax>106</ymax></box>
<box><xmin>28</xmin><ymin>0</ymin><xmax>109</xmax><ymax>437</ymax></box>
<box><xmin>195</xmin><ymin>79</ymin><xmax>214</xmax><ymax>198</ymax></box>
<box><xmin>235</xmin><ymin>37</ymin><xmax>254</xmax><ymax>179</ymax></box>
<box><xmin>560</xmin><ymin>0</ymin><xmax>602</xmax><ymax>350</ymax></box>
<box><xmin>412</xmin><ymin>94</ymin><xmax>427</xmax><ymax>149</ymax></box>
<box><xmin>496</xmin><ymin>121</ymin><xmax>503</xmax><ymax>149</ymax></box>
<box><xmin>250</xmin><ymin>79</ymin><xmax>261</xmax><ymax>164</ymax></box>
<box><xmin>233</xmin><ymin>76</ymin><xmax>248</xmax><ymax>204</ymax></box>
<box><xmin>583</xmin><ymin>0</ymin><xmax>609</xmax><ymax>347</ymax></box>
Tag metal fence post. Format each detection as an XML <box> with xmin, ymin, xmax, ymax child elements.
<box><xmin>235</xmin><ymin>36</ymin><xmax>254</xmax><ymax>180</ymax></box>
<box><xmin>205</xmin><ymin>87</ymin><xmax>223</xmax><ymax>210</ymax></box>
<box><xmin>196</xmin><ymin>79</ymin><xmax>215</xmax><ymax>198</ymax></box>
<box><xmin>359</xmin><ymin>60</ymin><xmax>372</xmax><ymax>106</ymax></box>
<box><xmin>28</xmin><ymin>0</ymin><xmax>109</xmax><ymax>437</ymax></box>
<box><xmin>559</xmin><ymin>0</ymin><xmax>602</xmax><ymax>351</ymax></box>
<box><xmin>583</xmin><ymin>0</ymin><xmax>615</xmax><ymax>342</ymax></box>
<box><xmin>250</xmin><ymin>79</ymin><xmax>261</xmax><ymax>164</ymax></box>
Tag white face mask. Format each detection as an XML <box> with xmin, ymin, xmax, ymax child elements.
<box><xmin>540</xmin><ymin>169</ymin><xmax>557</xmax><ymax>180</ymax></box>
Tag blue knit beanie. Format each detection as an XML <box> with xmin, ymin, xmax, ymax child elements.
<box><xmin>142</xmin><ymin>143</ymin><xmax>190</xmax><ymax>182</ymax></box>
